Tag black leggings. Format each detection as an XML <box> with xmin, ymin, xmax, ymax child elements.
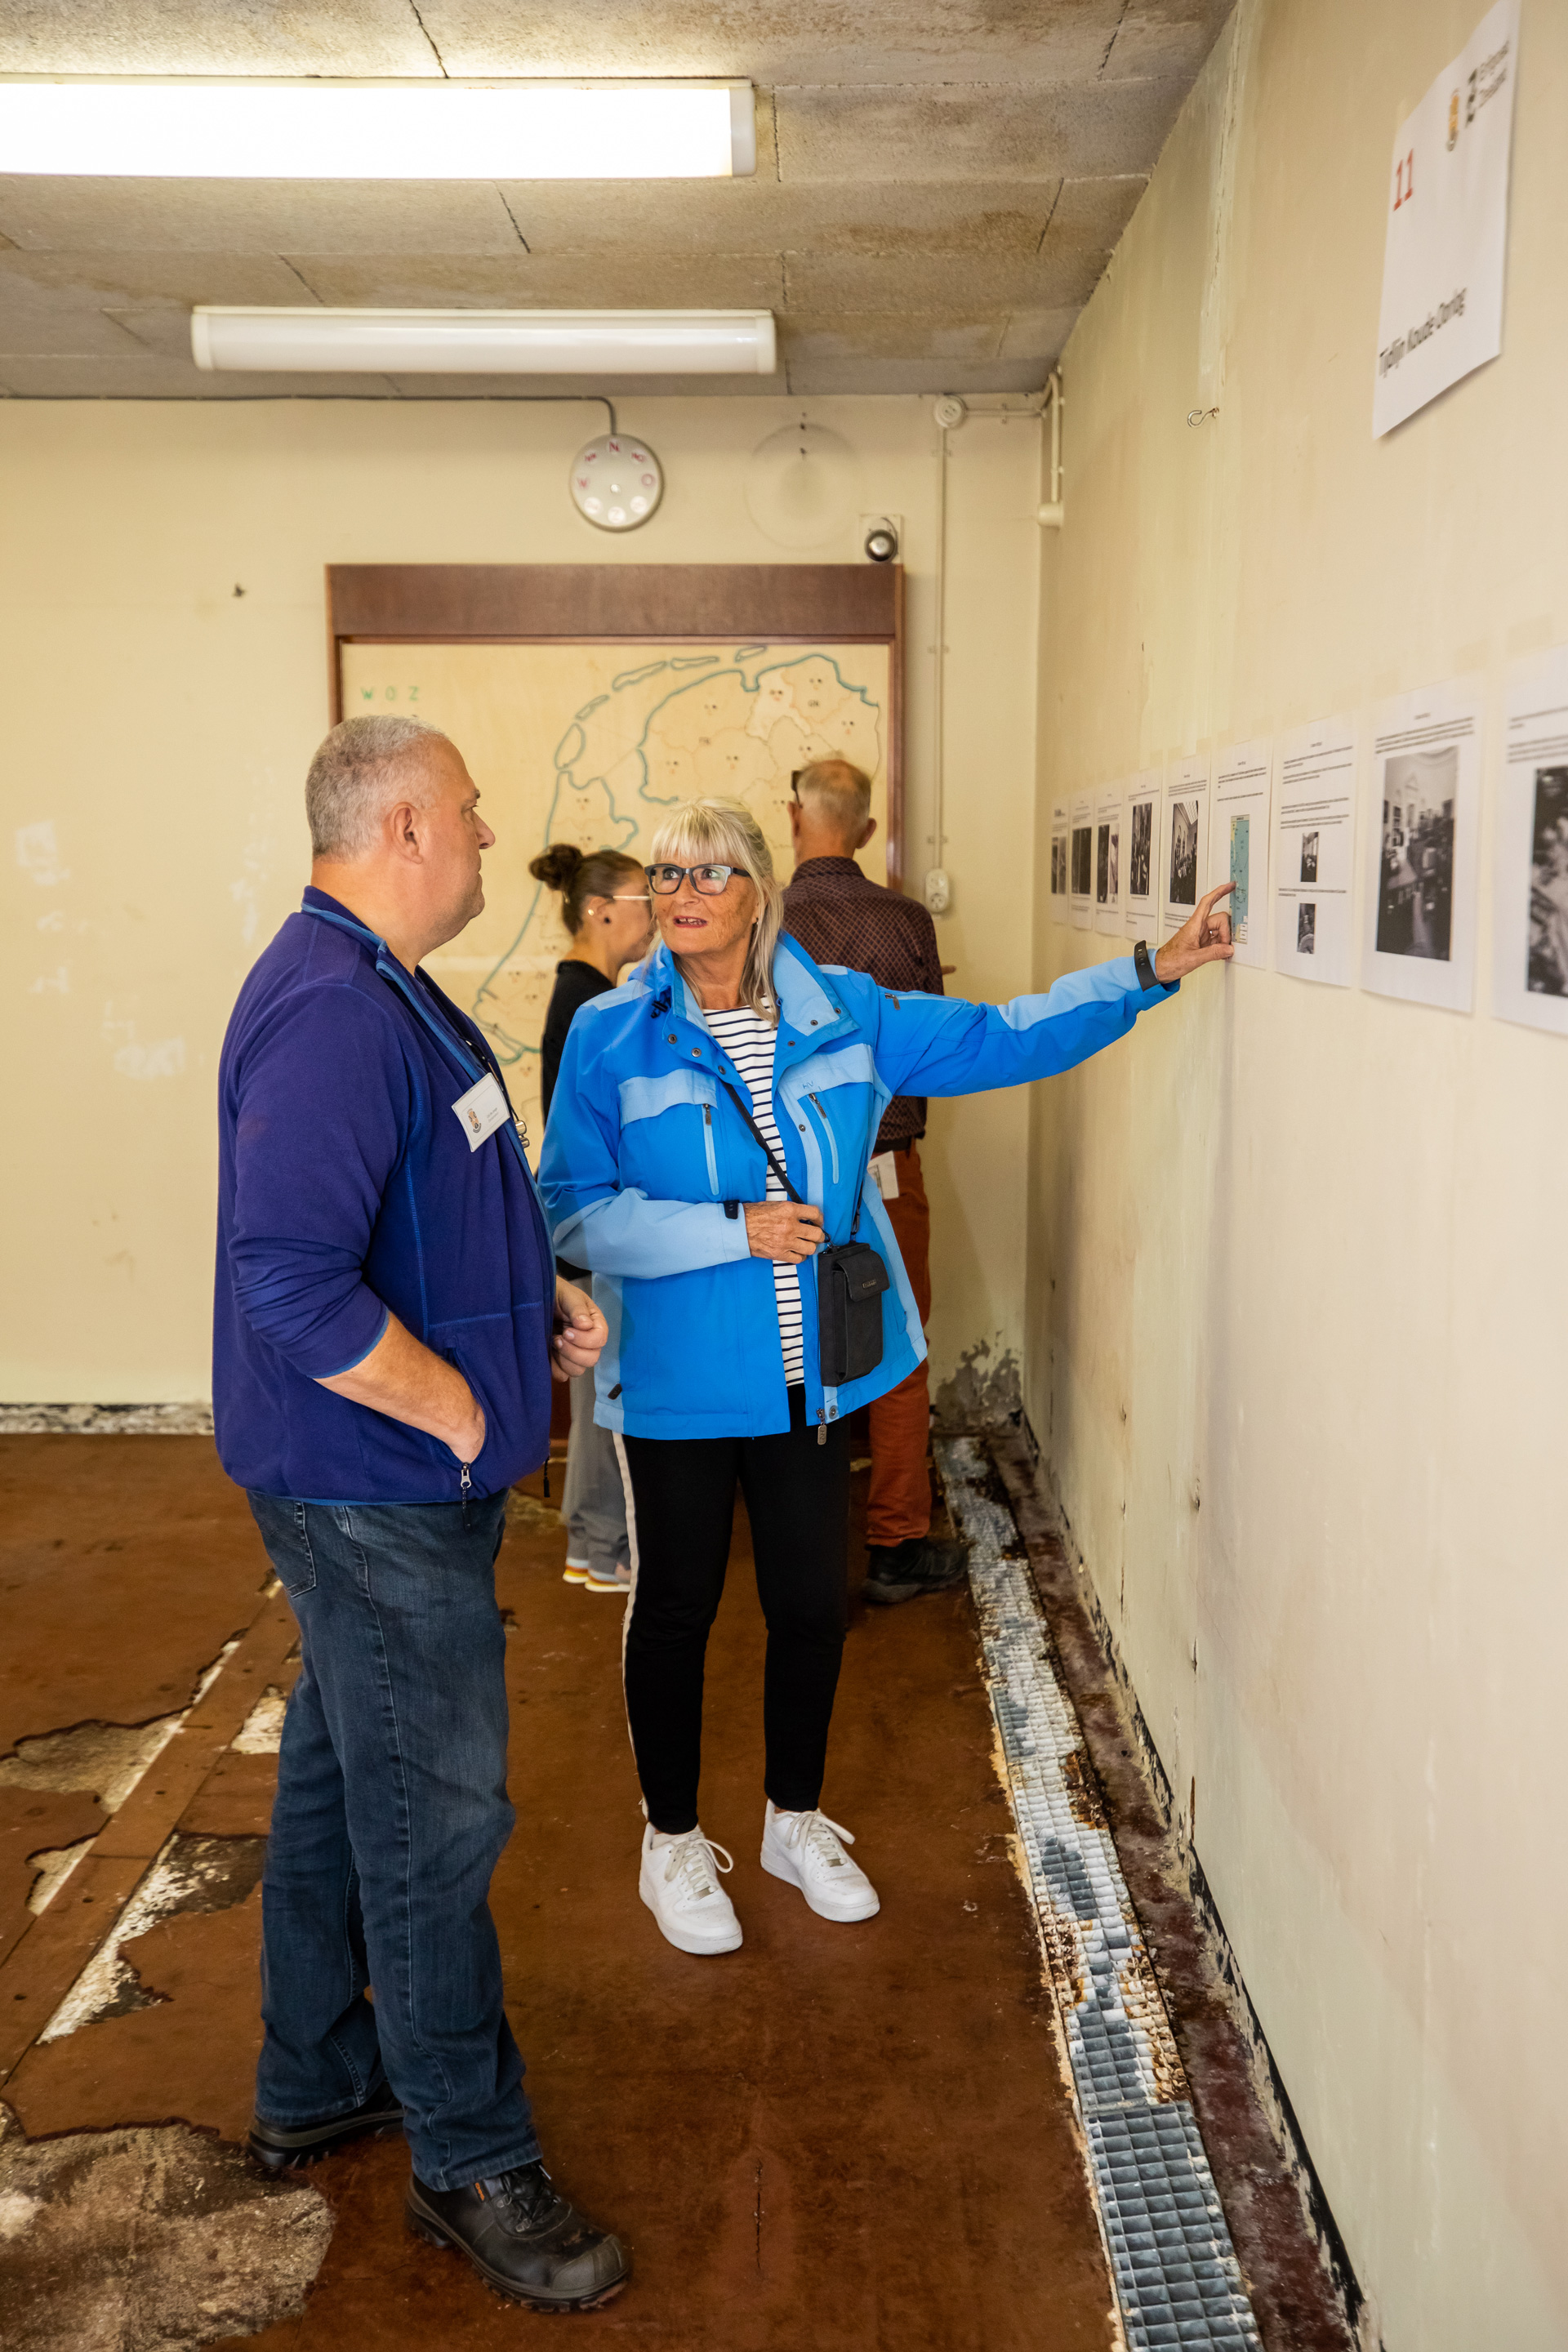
<box><xmin>621</xmin><ymin>1389</ymin><xmax>850</xmax><ymax>1834</ymax></box>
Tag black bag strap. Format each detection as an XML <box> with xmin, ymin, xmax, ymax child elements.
<box><xmin>715</xmin><ymin>1075</ymin><xmax>862</xmax><ymax>1241</ymax></box>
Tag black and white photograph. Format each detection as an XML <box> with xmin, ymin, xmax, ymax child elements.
<box><xmin>1108</xmin><ymin>826</ymin><xmax>1120</xmax><ymax>902</ymax></box>
<box><xmin>1095</xmin><ymin>822</ymin><xmax>1111</xmax><ymax>903</ymax></box>
<box><xmin>1051</xmin><ymin>835</ymin><xmax>1064</xmax><ymax>894</ymax></box>
<box><xmin>1071</xmin><ymin>822</ymin><xmax>1094</xmax><ymax>896</ymax></box>
<box><xmin>1375</xmin><ymin>746</ymin><xmax>1456</xmax><ymax>960</ymax></box>
<box><xmin>1169</xmin><ymin>798</ymin><xmax>1199</xmax><ymax>906</ymax></box>
<box><xmin>1528</xmin><ymin>764</ymin><xmax>1568</xmax><ymax>999</ymax></box>
<box><xmin>1129</xmin><ymin>799</ymin><xmax>1153</xmax><ymax>898</ymax></box>
<box><xmin>1300</xmin><ymin>831</ymin><xmax>1319</xmax><ymax>883</ymax></box>
<box><xmin>1297</xmin><ymin>902</ymin><xmax>1316</xmax><ymax>956</ymax></box>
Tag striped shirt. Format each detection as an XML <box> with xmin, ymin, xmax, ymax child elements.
<box><xmin>706</xmin><ymin>1006</ymin><xmax>805</xmax><ymax>1387</ymax></box>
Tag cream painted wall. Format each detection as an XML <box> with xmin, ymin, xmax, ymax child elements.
<box><xmin>1027</xmin><ymin>4</ymin><xmax>1566</xmax><ymax>2348</ymax></box>
<box><xmin>0</xmin><ymin>390</ymin><xmax>1038</xmax><ymax>1401</ymax></box>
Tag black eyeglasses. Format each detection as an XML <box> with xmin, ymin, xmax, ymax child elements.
<box><xmin>644</xmin><ymin>862</ymin><xmax>743</xmax><ymax>896</ymax></box>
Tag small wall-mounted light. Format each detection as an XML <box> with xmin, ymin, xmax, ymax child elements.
<box><xmin>862</xmin><ymin>515</ymin><xmax>900</xmax><ymax>563</ymax></box>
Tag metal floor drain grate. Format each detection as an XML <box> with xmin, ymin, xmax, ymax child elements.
<box><xmin>936</xmin><ymin>1436</ymin><xmax>1263</xmax><ymax>2351</ymax></box>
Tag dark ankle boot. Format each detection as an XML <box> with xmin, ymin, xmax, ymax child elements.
<box><xmin>863</xmin><ymin>1534</ymin><xmax>970</xmax><ymax>1606</ymax></box>
<box><xmin>406</xmin><ymin>2160</ymin><xmax>629</xmax><ymax>2310</ymax></box>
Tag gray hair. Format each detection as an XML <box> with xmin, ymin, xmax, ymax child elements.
<box><xmin>649</xmin><ymin>796</ymin><xmax>783</xmax><ymax>1023</ymax></box>
<box><xmin>794</xmin><ymin>757</ymin><xmax>871</xmax><ymax>835</ymax></box>
<box><xmin>305</xmin><ymin>715</ymin><xmax>450</xmax><ymax>859</ymax></box>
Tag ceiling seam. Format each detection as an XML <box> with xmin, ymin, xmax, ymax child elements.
<box><xmin>406</xmin><ymin>0</ymin><xmax>449</xmax><ymax>77</ymax></box>
<box><xmin>496</xmin><ymin>190</ymin><xmax>531</xmax><ymax>252</ymax></box>
<box><xmin>277</xmin><ymin>256</ymin><xmax>323</xmax><ymax>302</ymax></box>
<box><xmin>1098</xmin><ymin>2</ymin><xmax>1132</xmax><ymax>79</ymax></box>
<box><xmin>1035</xmin><ymin>180</ymin><xmax>1064</xmax><ymax>257</ymax></box>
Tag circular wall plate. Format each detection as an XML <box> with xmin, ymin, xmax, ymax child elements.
<box><xmin>743</xmin><ymin>421</ymin><xmax>860</xmax><ymax>549</ymax></box>
<box><xmin>568</xmin><ymin>434</ymin><xmax>663</xmax><ymax>531</ymax></box>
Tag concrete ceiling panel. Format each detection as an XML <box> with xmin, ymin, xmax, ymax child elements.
<box><xmin>289</xmin><ymin>249</ymin><xmax>785</xmax><ymax>310</ymax></box>
<box><xmin>0</xmin><ymin>0</ymin><xmax>438</xmax><ymax>75</ymax></box>
<box><xmin>0</xmin><ymin>276</ymin><xmax>149</xmax><ymax>356</ymax></box>
<box><xmin>786</xmin><ymin>354</ymin><xmax>1048</xmax><ymax>396</ymax></box>
<box><xmin>0</xmin><ymin>179</ymin><xmax>525</xmax><ymax>256</ymax></box>
<box><xmin>1099</xmin><ymin>4</ymin><xmax>1233</xmax><ymax>82</ymax></box>
<box><xmin>784</xmin><ymin>245</ymin><xmax>1111</xmax><ymax>317</ymax></box>
<box><xmin>415</xmin><ymin>0</ymin><xmax>1125</xmax><ymax>85</ymax></box>
<box><xmin>0</xmin><ymin>354</ymin><xmax>400</xmax><ymax>395</ymax></box>
<box><xmin>780</xmin><ymin>314</ymin><xmax>1003</xmax><ymax>366</ymax></box>
<box><xmin>996</xmin><ymin>305</ymin><xmax>1080</xmax><ymax>361</ymax></box>
<box><xmin>379</xmin><ymin>371</ymin><xmax>781</xmax><ymax>399</ymax></box>
<box><xmin>498</xmin><ymin>179</ymin><xmax>1060</xmax><ymax>259</ymax></box>
<box><xmin>0</xmin><ymin>249</ymin><xmax>314</xmax><ymax>304</ymax></box>
<box><xmin>775</xmin><ymin>77</ymin><xmax>1188</xmax><ymax>184</ymax></box>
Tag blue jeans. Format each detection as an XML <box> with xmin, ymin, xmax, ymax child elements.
<box><xmin>247</xmin><ymin>1490</ymin><xmax>540</xmax><ymax>2190</ymax></box>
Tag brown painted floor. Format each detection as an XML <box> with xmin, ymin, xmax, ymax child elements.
<box><xmin>0</xmin><ymin>1437</ymin><xmax>1116</xmax><ymax>2350</ymax></box>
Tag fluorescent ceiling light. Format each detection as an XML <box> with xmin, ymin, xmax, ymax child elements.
<box><xmin>0</xmin><ymin>78</ymin><xmax>755</xmax><ymax>179</ymax></box>
<box><xmin>192</xmin><ymin>307</ymin><xmax>777</xmax><ymax>376</ymax></box>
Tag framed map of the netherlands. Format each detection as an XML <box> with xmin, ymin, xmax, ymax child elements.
<box><xmin>327</xmin><ymin>565</ymin><xmax>905</xmax><ymax>1144</ymax></box>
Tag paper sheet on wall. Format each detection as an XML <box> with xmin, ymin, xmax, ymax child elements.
<box><xmin>1070</xmin><ymin>792</ymin><xmax>1094</xmax><ymax>931</ymax></box>
<box><xmin>1049</xmin><ymin>798</ymin><xmax>1070</xmax><ymax>927</ymax></box>
<box><xmin>1493</xmin><ymin>645</ymin><xmax>1568</xmax><ymax>1037</ymax></box>
<box><xmin>1210</xmin><ymin>740</ymin><xmax>1272</xmax><ymax>967</ymax></box>
<box><xmin>1373</xmin><ymin>0</ymin><xmax>1519</xmax><ymax>437</ymax></box>
<box><xmin>1162</xmin><ymin>759</ymin><xmax>1209</xmax><ymax>938</ymax></box>
<box><xmin>1094</xmin><ymin>784</ymin><xmax>1124</xmax><ymax>937</ymax></box>
<box><xmin>1361</xmin><ymin>677</ymin><xmax>1482</xmax><ymax>1012</ymax></box>
<box><xmin>1123</xmin><ymin>768</ymin><xmax>1161</xmax><ymax>938</ymax></box>
<box><xmin>1273</xmin><ymin>715</ymin><xmax>1358</xmax><ymax>987</ymax></box>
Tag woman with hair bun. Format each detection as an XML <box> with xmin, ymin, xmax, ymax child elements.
<box><xmin>530</xmin><ymin>841</ymin><xmax>653</xmax><ymax>1594</ymax></box>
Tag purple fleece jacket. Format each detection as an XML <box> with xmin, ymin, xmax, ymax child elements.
<box><xmin>212</xmin><ymin>888</ymin><xmax>554</xmax><ymax>1503</ymax></box>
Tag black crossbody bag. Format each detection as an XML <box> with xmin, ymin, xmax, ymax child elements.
<box><xmin>717</xmin><ymin>1078</ymin><xmax>891</xmax><ymax>1387</ymax></box>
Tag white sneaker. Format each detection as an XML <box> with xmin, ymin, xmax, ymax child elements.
<box><xmin>760</xmin><ymin>1802</ymin><xmax>880</xmax><ymax>1922</ymax></box>
<box><xmin>639</xmin><ymin>1824</ymin><xmax>742</xmax><ymax>1956</ymax></box>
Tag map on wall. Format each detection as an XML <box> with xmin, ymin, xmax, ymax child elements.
<box><xmin>339</xmin><ymin>639</ymin><xmax>890</xmax><ymax>1139</ymax></box>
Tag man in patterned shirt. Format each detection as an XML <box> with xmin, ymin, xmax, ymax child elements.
<box><xmin>781</xmin><ymin>760</ymin><xmax>968</xmax><ymax>1606</ymax></box>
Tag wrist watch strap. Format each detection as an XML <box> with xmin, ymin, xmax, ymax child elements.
<box><xmin>1134</xmin><ymin>938</ymin><xmax>1159</xmax><ymax>990</ymax></box>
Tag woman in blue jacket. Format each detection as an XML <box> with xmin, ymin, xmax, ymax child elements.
<box><xmin>539</xmin><ymin>796</ymin><xmax>1232</xmax><ymax>1957</ymax></box>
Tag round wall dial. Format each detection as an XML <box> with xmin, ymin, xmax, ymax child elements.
<box><xmin>569</xmin><ymin>434</ymin><xmax>664</xmax><ymax>531</ymax></box>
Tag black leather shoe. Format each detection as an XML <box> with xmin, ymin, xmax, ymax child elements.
<box><xmin>863</xmin><ymin>1534</ymin><xmax>970</xmax><ymax>1606</ymax></box>
<box><xmin>406</xmin><ymin>2161</ymin><xmax>629</xmax><ymax>2311</ymax></box>
<box><xmin>247</xmin><ymin>2080</ymin><xmax>403</xmax><ymax>2172</ymax></box>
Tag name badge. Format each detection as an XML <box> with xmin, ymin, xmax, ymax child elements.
<box><xmin>452</xmin><ymin>1071</ymin><xmax>510</xmax><ymax>1152</ymax></box>
<box><xmin>868</xmin><ymin>1148</ymin><xmax>901</xmax><ymax>1201</ymax></box>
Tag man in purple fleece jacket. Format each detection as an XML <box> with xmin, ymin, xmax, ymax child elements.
<box><xmin>214</xmin><ymin>715</ymin><xmax>629</xmax><ymax>2314</ymax></box>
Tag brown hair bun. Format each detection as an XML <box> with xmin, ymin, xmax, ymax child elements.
<box><xmin>529</xmin><ymin>842</ymin><xmax>586</xmax><ymax>891</ymax></box>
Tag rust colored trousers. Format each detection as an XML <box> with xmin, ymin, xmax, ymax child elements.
<box><xmin>866</xmin><ymin>1140</ymin><xmax>933</xmax><ymax>1548</ymax></box>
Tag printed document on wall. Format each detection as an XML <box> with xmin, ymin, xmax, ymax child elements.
<box><xmin>1123</xmin><ymin>768</ymin><xmax>1161</xmax><ymax>938</ymax></box>
<box><xmin>1049</xmin><ymin>798</ymin><xmax>1070</xmax><ymax>928</ymax></box>
<box><xmin>1494</xmin><ymin>645</ymin><xmax>1568</xmax><ymax>1037</ymax></box>
<box><xmin>1210</xmin><ymin>740</ymin><xmax>1272</xmax><ymax>968</ymax></box>
<box><xmin>1373</xmin><ymin>0</ymin><xmax>1519</xmax><ymax>437</ymax></box>
<box><xmin>1094</xmin><ymin>784</ymin><xmax>1123</xmax><ymax>936</ymax></box>
<box><xmin>1274</xmin><ymin>715</ymin><xmax>1358</xmax><ymax>986</ymax></box>
<box><xmin>1361</xmin><ymin>678</ymin><xmax>1482</xmax><ymax>1012</ymax></box>
<box><xmin>1162</xmin><ymin>759</ymin><xmax>1209</xmax><ymax>938</ymax></box>
<box><xmin>1070</xmin><ymin>792</ymin><xmax>1094</xmax><ymax>931</ymax></box>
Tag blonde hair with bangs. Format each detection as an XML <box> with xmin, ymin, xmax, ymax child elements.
<box><xmin>650</xmin><ymin>796</ymin><xmax>783</xmax><ymax>1022</ymax></box>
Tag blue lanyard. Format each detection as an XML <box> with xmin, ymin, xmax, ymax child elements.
<box><xmin>301</xmin><ymin>903</ymin><xmax>536</xmax><ymax>1186</ymax></box>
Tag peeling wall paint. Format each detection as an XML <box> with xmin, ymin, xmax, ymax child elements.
<box><xmin>933</xmin><ymin>1334</ymin><xmax>1022</xmax><ymax>1429</ymax></box>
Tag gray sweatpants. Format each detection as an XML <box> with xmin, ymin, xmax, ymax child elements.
<box><xmin>560</xmin><ymin>1367</ymin><xmax>630</xmax><ymax>1579</ymax></box>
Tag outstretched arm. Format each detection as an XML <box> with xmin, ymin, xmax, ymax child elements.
<box><xmin>871</xmin><ymin>883</ymin><xmax>1234</xmax><ymax>1102</ymax></box>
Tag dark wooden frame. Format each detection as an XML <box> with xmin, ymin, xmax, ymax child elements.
<box><xmin>327</xmin><ymin>563</ymin><xmax>906</xmax><ymax>887</ymax></box>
